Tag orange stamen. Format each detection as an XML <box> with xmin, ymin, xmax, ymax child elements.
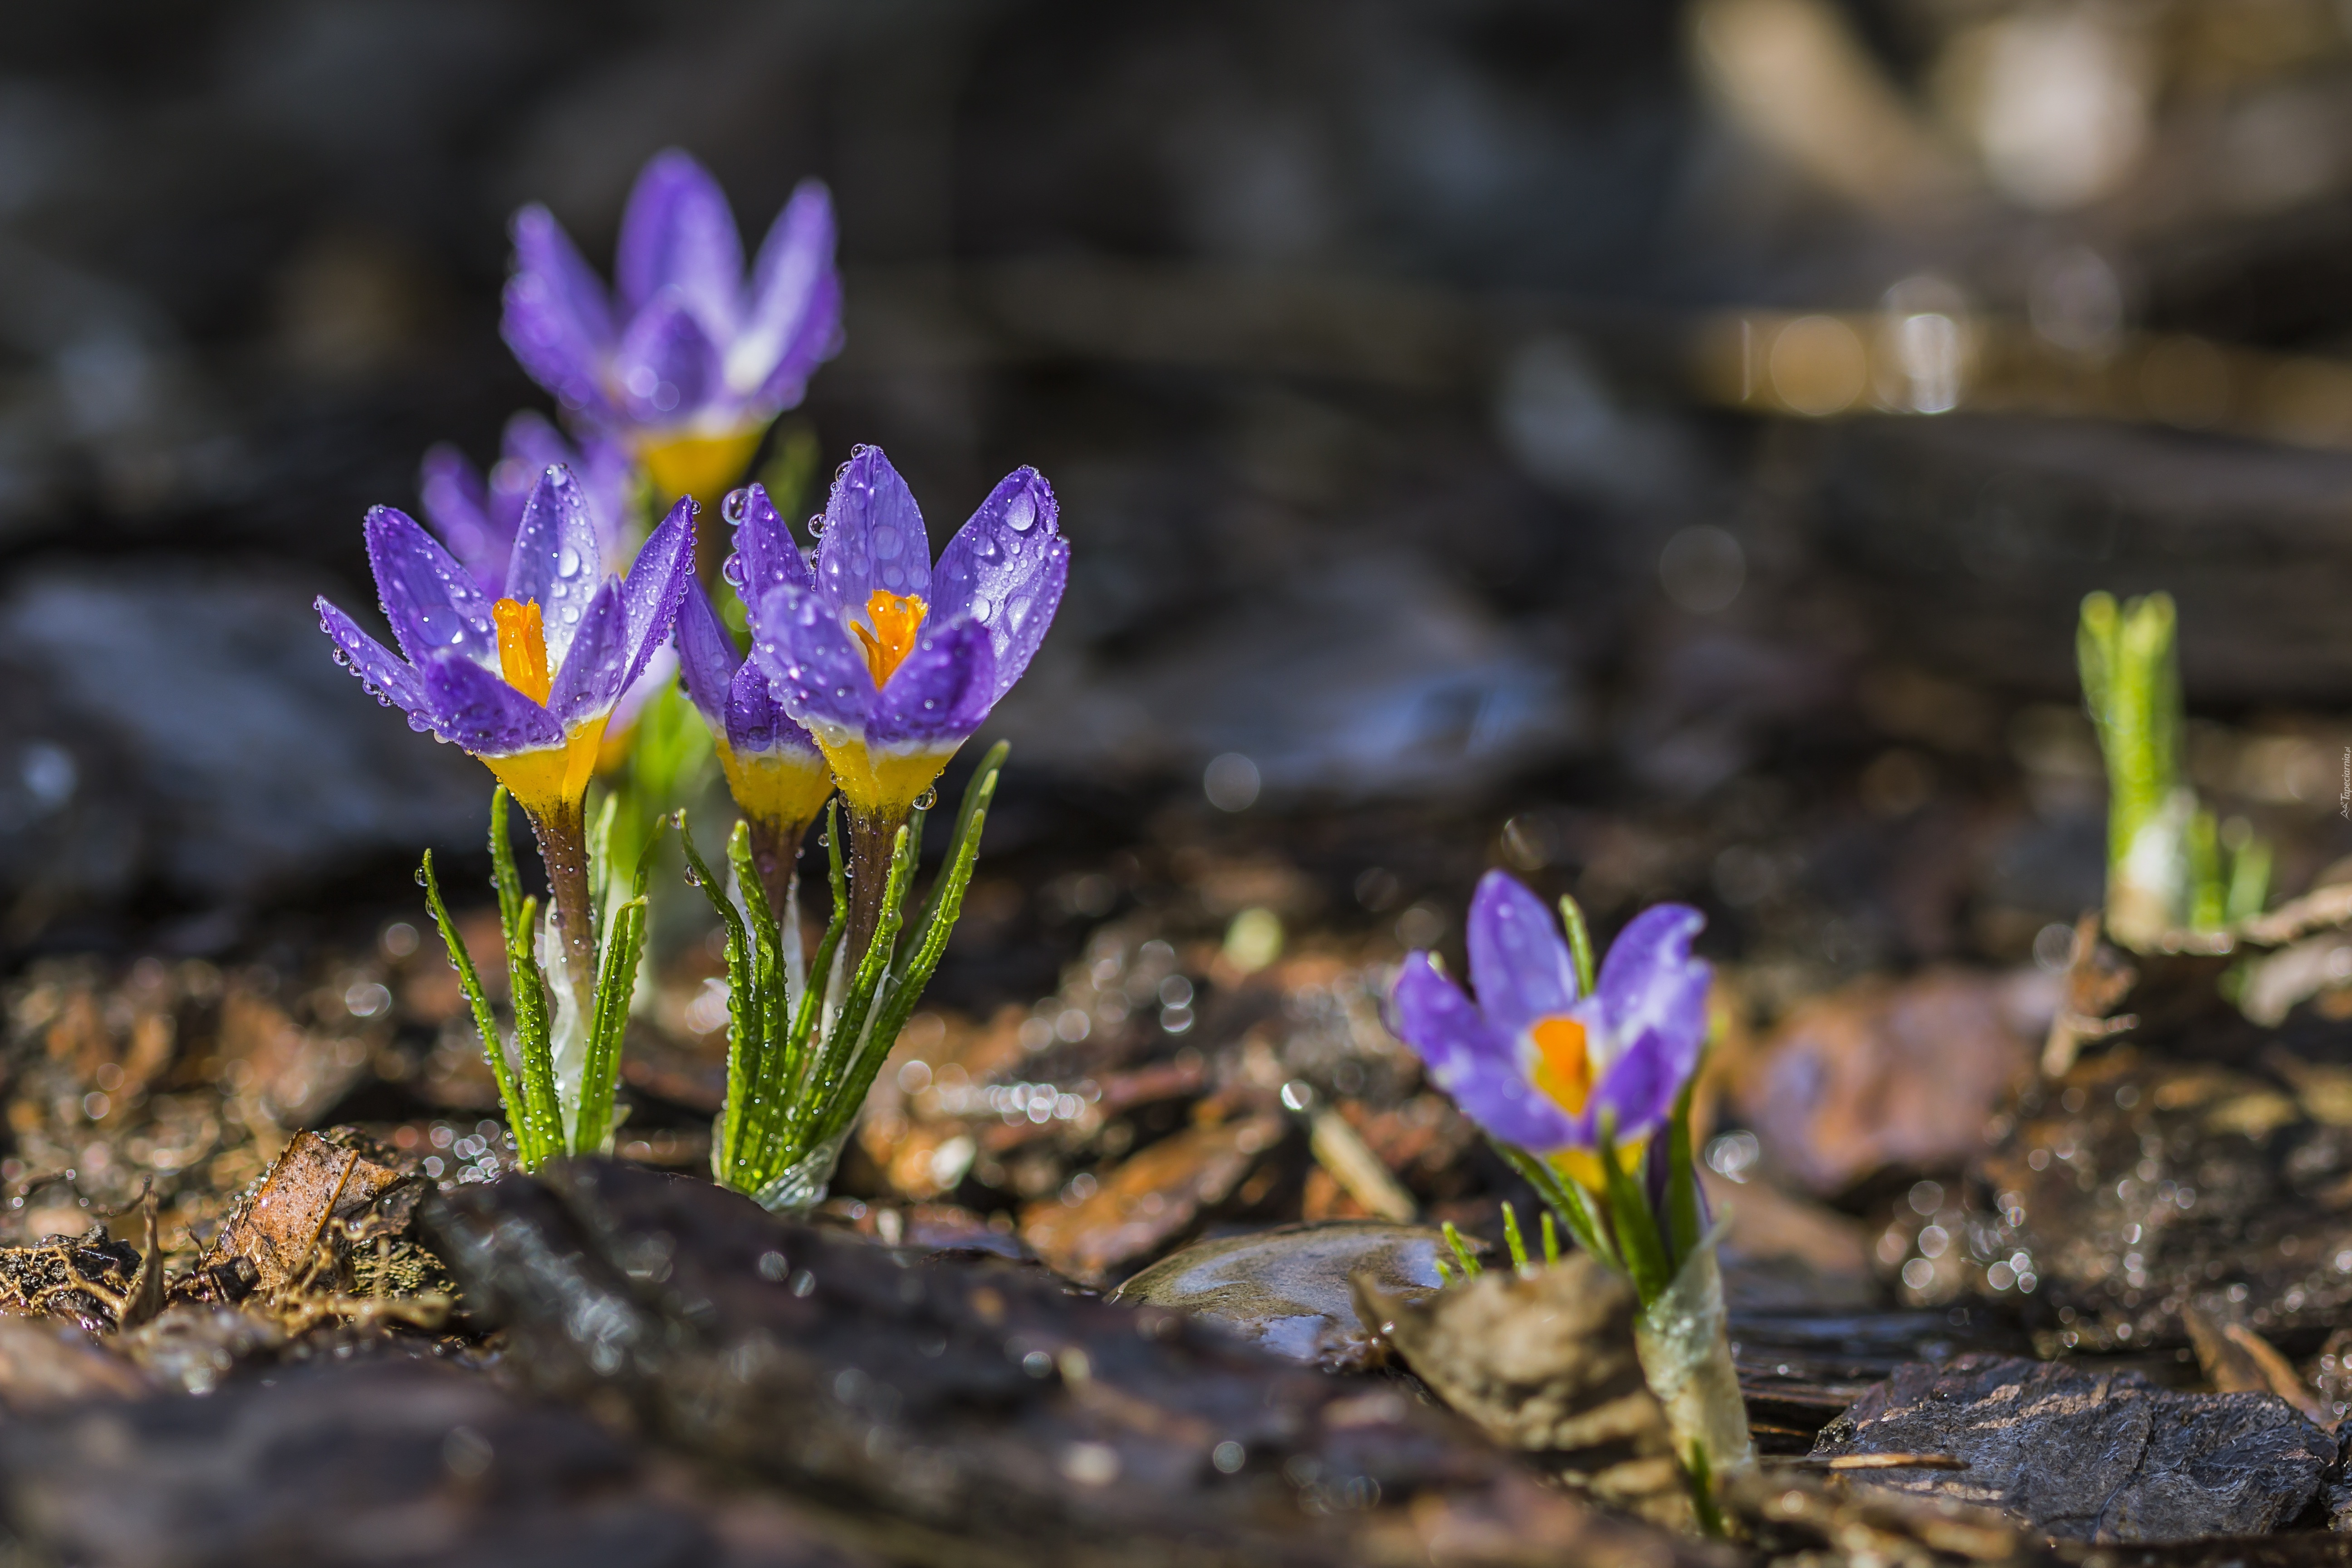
<box><xmin>1529</xmin><ymin>1016</ymin><xmax>1593</xmax><ymax>1116</ymax></box>
<box><xmin>492</xmin><ymin>598</ymin><xmax>553</xmax><ymax>705</ymax></box>
<box><xmin>853</xmin><ymin>589</ymin><xmax>928</xmax><ymax>688</ymax></box>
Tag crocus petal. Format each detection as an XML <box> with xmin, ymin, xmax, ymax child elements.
<box><xmin>616</xmin><ymin>498</ymin><xmax>696</xmax><ymax>695</ymax></box>
<box><xmin>1592</xmin><ymin>903</ymin><xmax>1710</xmax><ymax>1068</ymax></box>
<box><xmin>615</xmin><ymin>149</ymin><xmax>744</xmax><ymax>337</ymax></box>
<box><xmin>733</xmin><ymin>179</ymin><xmax>837</xmax><ymax>397</ymax></box>
<box><xmin>1465</xmin><ymin>871</ymin><xmax>1581</xmax><ymax>1038</ymax></box>
<box><xmin>725</xmin><ymin>653</ymin><xmax>814</xmax><ymax>758</ymax></box>
<box><xmin>931</xmin><ymin>466</ymin><xmax>1067</xmax><ymax>703</ymax></box>
<box><xmin>816</xmin><ymin>445</ymin><xmax>932</xmax><ymax>606</ymax></box>
<box><xmin>504</xmin><ymin>465</ymin><xmax>605</xmax><ymax>667</ymax></box>
<box><xmin>1582</xmin><ymin>1027</ymin><xmax>1691</xmax><ymax>1146</ymax></box>
<box><xmin>673</xmin><ymin>576</ymin><xmax>740</xmax><ymax>730</ymax></box>
<box><xmin>316</xmin><ymin>598</ymin><xmax>431</xmax><ymax>722</ymax></box>
<box><xmin>750</xmin><ymin>581</ymin><xmax>876</xmax><ymax>734</ymax></box>
<box><xmin>752</xmin><ymin>263</ymin><xmax>843</xmax><ymax>411</ymax></box>
<box><xmin>416</xmin><ymin>444</ymin><xmax>503</xmax><ymax>595</ymax></box>
<box><xmin>612</xmin><ymin>294</ymin><xmax>724</xmax><ymax>428</ymax></box>
<box><xmin>734</xmin><ymin>482</ymin><xmax>814</xmax><ymax>600</ymax></box>
<box><xmin>503</xmin><ymin>206</ymin><xmax>616</xmax><ymax>420</ymax></box>
<box><xmin>365</xmin><ymin>505</ymin><xmax>497</xmax><ymax>669</ymax></box>
<box><xmin>544</xmin><ymin>579</ymin><xmax>628</xmax><ymax>728</ymax></box>
<box><xmin>866</xmin><ymin>618</ymin><xmax>995</xmax><ymax>749</ymax></box>
<box><xmin>1392</xmin><ymin>954</ymin><xmax>1578</xmax><ymax>1152</ymax></box>
<box><xmin>421</xmin><ymin>654</ymin><xmax>563</xmax><ymax>756</ymax></box>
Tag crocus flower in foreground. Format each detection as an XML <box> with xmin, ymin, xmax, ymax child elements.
<box><xmin>315</xmin><ymin>467</ymin><xmax>694</xmax><ymax>990</ymax></box>
<box><xmin>748</xmin><ymin>445</ymin><xmax>1064</xmax><ymax>953</ymax></box>
<box><xmin>1391</xmin><ymin>872</ymin><xmax>1709</xmax><ymax>1192</ymax></box>
<box><xmin>676</xmin><ymin>485</ymin><xmax>833</xmax><ymax>913</ymax></box>
<box><xmin>502</xmin><ymin>148</ymin><xmax>841</xmax><ymax>512</ymax></box>
<box><xmin>749</xmin><ymin>446</ymin><xmax>1064</xmax><ymax>819</ymax></box>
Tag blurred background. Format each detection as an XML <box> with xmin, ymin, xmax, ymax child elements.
<box><xmin>3</xmin><ymin>0</ymin><xmax>2352</xmax><ymax>1009</ymax></box>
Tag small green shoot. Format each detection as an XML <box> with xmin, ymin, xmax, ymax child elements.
<box><xmin>1441</xmin><ymin>1221</ymin><xmax>1483</xmax><ymax>1280</ymax></box>
<box><xmin>1502</xmin><ymin>1201</ymin><xmax>1529</xmax><ymax>1270</ymax></box>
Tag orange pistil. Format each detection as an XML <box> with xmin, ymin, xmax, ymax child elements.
<box><xmin>492</xmin><ymin>598</ymin><xmax>553</xmax><ymax>704</ymax></box>
<box><xmin>1529</xmin><ymin>1016</ymin><xmax>1593</xmax><ymax>1116</ymax></box>
<box><xmin>853</xmin><ymin>589</ymin><xmax>928</xmax><ymax>688</ymax></box>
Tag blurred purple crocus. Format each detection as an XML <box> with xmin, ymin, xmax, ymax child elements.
<box><xmin>502</xmin><ymin>148</ymin><xmax>841</xmax><ymax>514</ymax></box>
<box><xmin>418</xmin><ymin>411</ymin><xmax>632</xmax><ymax>598</ymax></box>
<box><xmin>315</xmin><ymin>468</ymin><xmax>694</xmax><ymax>992</ymax></box>
<box><xmin>676</xmin><ymin>483</ymin><xmax>833</xmax><ymax>914</ymax></box>
<box><xmin>1391</xmin><ymin>872</ymin><xmax>1710</xmax><ymax>1193</ymax></box>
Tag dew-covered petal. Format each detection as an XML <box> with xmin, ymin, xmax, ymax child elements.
<box><xmin>734</xmin><ymin>179</ymin><xmax>838</xmax><ymax>399</ymax></box>
<box><xmin>615</xmin><ymin>149</ymin><xmax>744</xmax><ymax>337</ymax></box>
<box><xmin>416</xmin><ymin>444</ymin><xmax>503</xmax><ymax>596</ymax></box>
<box><xmin>421</xmin><ymin>653</ymin><xmax>564</xmax><ymax>756</ymax></box>
<box><xmin>725</xmin><ymin>652</ymin><xmax>819</xmax><ymax>758</ymax></box>
<box><xmin>816</xmin><ymin>445</ymin><xmax>931</xmax><ymax>607</ymax></box>
<box><xmin>615</xmin><ymin>498</ymin><xmax>696</xmax><ymax>695</ymax></box>
<box><xmin>504</xmin><ymin>465</ymin><xmax>605</xmax><ymax>666</ymax></box>
<box><xmin>931</xmin><ymin>466</ymin><xmax>1066</xmax><ymax>702</ymax></box>
<box><xmin>734</xmin><ymin>481</ymin><xmax>814</xmax><ymax>600</ymax></box>
<box><xmin>316</xmin><ymin>598</ymin><xmax>431</xmax><ymax>720</ymax></box>
<box><xmin>673</xmin><ymin>576</ymin><xmax>740</xmax><ymax>730</ymax></box>
<box><xmin>365</xmin><ymin>505</ymin><xmax>497</xmax><ymax>668</ymax></box>
<box><xmin>1465</xmin><ymin>871</ymin><xmax>1581</xmax><ymax>1038</ymax></box>
<box><xmin>866</xmin><ymin>618</ymin><xmax>995</xmax><ymax>749</ymax></box>
<box><xmin>750</xmin><ymin>581</ymin><xmax>875</xmax><ymax>733</ymax></box>
<box><xmin>612</xmin><ymin>294</ymin><xmax>724</xmax><ymax>428</ymax></box>
<box><xmin>1392</xmin><ymin>954</ymin><xmax>1578</xmax><ymax>1152</ymax></box>
<box><xmin>502</xmin><ymin>206</ymin><xmax>615</xmax><ymax>419</ymax></box>
<box><xmin>1592</xmin><ymin>903</ymin><xmax>1710</xmax><ymax>1067</ymax></box>
<box><xmin>544</xmin><ymin>579</ymin><xmax>629</xmax><ymax>728</ymax></box>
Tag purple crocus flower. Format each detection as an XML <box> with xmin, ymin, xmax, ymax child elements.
<box><xmin>501</xmin><ymin>148</ymin><xmax>841</xmax><ymax>512</ymax></box>
<box><xmin>314</xmin><ymin>466</ymin><xmax>695</xmax><ymax>828</ymax></box>
<box><xmin>675</xmin><ymin>483</ymin><xmax>833</xmax><ymax>910</ymax></box>
<box><xmin>746</xmin><ymin>445</ymin><xmax>1066</xmax><ymax>823</ymax></box>
<box><xmin>1391</xmin><ymin>872</ymin><xmax>1710</xmax><ymax>1192</ymax></box>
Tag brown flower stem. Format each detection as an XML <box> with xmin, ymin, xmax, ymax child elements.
<box><xmin>525</xmin><ymin>796</ymin><xmax>598</xmax><ymax>1009</ymax></box>
<box><xmin>745</xmin><ymin>813</ymin><xmax>809</xmax><ymax>936</ymax></box>
<box><xmin>843</xmin><ymin>804</ymin><xmax>906</xmax><ymax>971</ymax></box>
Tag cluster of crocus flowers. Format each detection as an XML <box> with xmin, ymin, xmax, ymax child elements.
<box><xmin>315</xmin><ymin>468</ymin><xmax>693</xmax><ymax>1010</ymax></box>
<box><xmin>1390</xmin><ymin>871</ymin><xmax>1752</xmax><ymax>1501</ymax></box>
<box><xmin>503</xmin><ymin>149</ymin><xmax>841</xmax><ymax>519</ymax></box>
<box><xmin>744</xmin><ymin>445</ymin><xmax>1067</xmax><ymax>956</ymax></box>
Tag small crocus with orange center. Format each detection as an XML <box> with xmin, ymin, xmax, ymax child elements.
<box><xmin>501</xmin><ymin>148</ymin><xmax>840</xmax><ymax>518</ymax></box>
<box><xmin>1390</xmin><ymin>871</ymin><xmax>1754</xmax><ymax>1502</ymax></box>
<box><xmin>314</xmin><ymin>465</ymin><xmax>694</xmax><ymax>1012</ymax></box>
<box><xmin>748</xmin><ymin>445</ymin><xmax>1065</xmax><ymax>958</ymax></box>
<box><xmin>675</xmin><ymin>482</ymin><xmax>833</xmax><ymax>917</ymax></box>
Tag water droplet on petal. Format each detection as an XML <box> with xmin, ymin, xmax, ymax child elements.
<box><xmin>722</xmin><ymin>554</ymin><xmax>746</xmax><ymax>587</ymax></box>
<box><xmin>557</xmin><ymin>547</ymin><xmax>580</xmax><ymax>578</ymax></box>
<box><xmin>833</xmin><ymin>685</ymin><xmax>850</xmax><ymax>699</ymax></box>
<box><xmin>808</xmin><ymin>514</ymin><xmax>827</xmax><ymax>537</ymax></box>
<box><xmin>972</xmin><ymin>597</ymin><xmax>991</xmax><ymax>623</ymax></box>
<box><xmin>722</xmin><ymin>488</ymin><xmax>750</xmax><ymax>525</ymax></box>
<box><xmin>561</xmin><ymin>604</ymin><xmax>580</xmax><ymax>624</ymax></box>
<box><xmin>1006</xmin><ymin>493</ymin><xmax>1037</xmax><ymax>532</ymax></box>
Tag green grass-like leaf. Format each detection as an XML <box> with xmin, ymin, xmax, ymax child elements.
<box><xmin>1596</xmin><ymin>1114</ymin><xmax>1671</xmax><ymax>1307</ymax></box>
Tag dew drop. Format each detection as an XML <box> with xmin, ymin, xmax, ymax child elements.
<box><xmin>972</xmin><ymin>597</ymin><xmax>991</xmax><ymax>623</ymax></box>
<box><xmin>722</xmin><ymin>554</ymin><xmax>746</xmax><ymax>587</ymax></box>
<box><xmin>872</xmin><ymin>524</ymin><xmax>902</xmax><ymax>560</ymax></box>
<box><xmin>833</xmin><ymin>685</ymin><xmax>851</xmax><ymax>699</ymax></box>
<box><xmin>557</xmin><ymin>547</ymin><xmax>581</xmax><ymax>578</ymax></box>
<box><xmin>922</xmin><ymin>698</ymin><xmax>935</xmax><ymax>710</ymax></box>
<box><xmin>415</xmin><ymin>868</ymin><xmax>429</xmax><ymax>886</ymax></box>
<box><xmin>561</xmin><ymin>604</ymin><xmax>581</xmax><ymax>624</ymax></box>
<box><xmin>808</xmin><ymin>514</ymin><xmax>828</xmax><ymax>537</ymax></box>
<box><xmin>817</xmin><ymin>832</ymin><xmax>830</xmax><ymax>848</ymax></box>
<box><xmin>914</xmin><ymin>787</ymin><xmax>938</xmax><ymax>809</ymax></box>
<box><xmin>1006</xmin><ymin>494</ymin><xmax>1037</xmax><ymax>532</ymax></box>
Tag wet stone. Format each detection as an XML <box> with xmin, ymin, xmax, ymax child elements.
<box><xmin>1811</xmin><ymin>1353</ymin><xmax>2336</xmax><ymax>1542</ymax></box>
<box><xmin>1106</xmin><ymin>1220</ymin><xmax>1452</xmax><ymax>1368</ymax></box>
<box><xmin>426</xmin><ymin>1159</ymin><xmax>1711</xmax><ymax>1568</ymax></box>
<box><xmin>1923</xmin><ymin>1057</ymin><xmax>2352</xmax><ymax>1352</ymax></box>
<box><xmin>0</xmin><ymin>1357</ymin><xmax>865</xmax><ymax>1567</ymax></box>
